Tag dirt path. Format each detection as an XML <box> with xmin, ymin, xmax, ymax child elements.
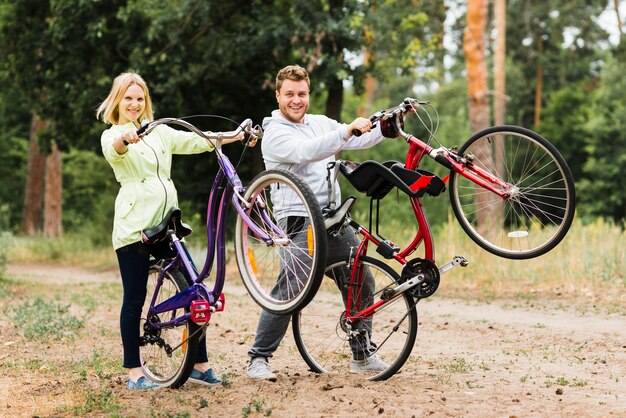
<box><xmin>1</xmin><ymin>263</ymin><xmax>625</xmax><ymax>417</ymax></box>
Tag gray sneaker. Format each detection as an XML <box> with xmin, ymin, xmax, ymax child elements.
<box><xmin>247</xmin><ymin>357</ymin><xmax>277</xmax><ymax>381</ymax></box>
<box><xmin>350</xmin><ymin>354</ymin><xmax>389</xmax><ymax>373</ymax></box>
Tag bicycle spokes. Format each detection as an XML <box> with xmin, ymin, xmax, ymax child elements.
<box><xmin>450</xmin><ymin>126</ymin><xmax>575</xmax><ymax>259</ymax></box>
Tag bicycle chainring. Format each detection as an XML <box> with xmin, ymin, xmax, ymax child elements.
<box><xmin>400</xmin><ymin>258</ymin><xmax>440</xmax><ymax>299</ymax></box>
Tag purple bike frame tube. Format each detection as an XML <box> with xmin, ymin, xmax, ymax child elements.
<box><xmin>231</xmin><ymin>197</ymin><xmax>274</xmax><ymax>243</ymax></box>
<box><xmin>260</xmin><ymin>205</ymin><xmax>286</xmax><ymax>237</ymax></box>
<box><xmin>219</xmin><ymin>153</ymin><xmax>243</xmax><ymax>190</ymax></box>
<box><xmin>146</xmin><ymin>258</ymin><xmax>176</xmax><ymax>321</ymax></box>
<box><xmin>150</xmin><ymin>312</ymin><xmax>192</xmax><ymax>329</ymax></box>
<box><xmin>171</xmin><ymin>236</ymin><xmax>198</xmax><ymax>283</ymax></box>
<box><xmin>197</xmin><ymin>169</ymin><xmax>226</xmax><ymax>280</ymax></box>
<box><xmin>152</xmin><ymin>283</ymin><xmax>199</xmax><ymax>315</ymax></box>
<box><xmin>211</xmin><ymin>186</ymin><xmax>233</xmax><ymax>297</ymax></box>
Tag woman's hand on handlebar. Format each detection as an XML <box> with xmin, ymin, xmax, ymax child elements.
<box><xmin>221</xmin><ymin>130</ymin><xmax>258</xmax><ymax>147</ymax></box>
<box><xmin>113</xmin><ymin>130</ymin><xmax>141</xmax><ymax>154</ymax></box>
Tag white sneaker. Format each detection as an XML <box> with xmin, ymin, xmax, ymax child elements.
<box><xmin>247</xmin><ymin>357</ymin><xmax>277</xmax><ymax>381</ymax></box>
<box><xmin>350</xmin><ymin>354</ymin><xmax>389</xmax><ymax>373</ymax></box>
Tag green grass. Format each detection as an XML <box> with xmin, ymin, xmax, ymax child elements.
<box><xmin>7</xmin><ymin>296</ymin><xmax>84</xmax><ymax>341</ymax></box>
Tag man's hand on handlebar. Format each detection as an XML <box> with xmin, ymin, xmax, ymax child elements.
<box><xmin>346</xmin><ymin>117</ymin><xmax>373</xmax><ymax>139</ymax></box>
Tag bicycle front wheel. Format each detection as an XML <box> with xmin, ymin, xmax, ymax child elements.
<box><xmin>235</xmin><ymin>169</ymin><xmax>327</xmax><ymax>315</ymax></box>
<box><xmin>292</xmin><ymin>257</ymin><xmax>418</xmax><ymax>381</ymax></box>
<box><xmin>449</xmin><ymin>125</ymin><xmax>576</xmax><ymax>259</ymax></box>
<box><xmin>140</xmin><ymin>265</ymin><xmax>200</xmax><ymax>388</ymax></box>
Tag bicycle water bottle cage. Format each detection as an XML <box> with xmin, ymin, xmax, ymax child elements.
<box><xmin>338</xmin><ymin>160</ymin><xmax>445</xmax><ymax>199</ymax></box>
<box><xmin>141</xmin><ymin>207</ymin><xmax>193</xmax><ymax>244</ymax></box>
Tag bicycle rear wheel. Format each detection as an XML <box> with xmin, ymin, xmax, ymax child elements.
<box><xmin>140</xmin><ymin>264</ymin><xmax>200</xmax><ymax>388</ymax></box>
<box><xmin>449</xmin><ymin>125</ymin><xmax>576</xmax><ymax>259</ymax></box>
<box><xmin>292</xmin><ymin>257</ymin><xmax>418</xmax><ymax>381</ymax></box>
<box><xmin>235</xmin><ymin>169</ymin><xmax>327</xmax><ymax>315</ymax></box>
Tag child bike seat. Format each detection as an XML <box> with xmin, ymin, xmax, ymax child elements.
<box><xmin>141</xmin><ymin>207</ymin><xmax>193</xmax><ymax>244</ymax></box>
<box><xmin>338</xmin><ymin>160</ymin><xmax>445</xmax><ymax>199</ymax></box>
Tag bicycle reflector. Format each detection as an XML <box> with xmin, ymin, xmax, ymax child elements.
<box><xmin>248</xmin><ymin>248</ymin><xmax>258</xmax><ymax>275</ymax></box>
<box><xmin>307</xmin><ymin>225</ymin><xmax>314</xmax><ymax>256</ymax></box>
<box><xmin>190</xmin><ymin>300</ymin><xmax>211</xmax><ymax>324</ymax></box>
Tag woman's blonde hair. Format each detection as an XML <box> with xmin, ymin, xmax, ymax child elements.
<box><xmin>96</xmin><ymin>72</ymin><xmax>154</xmax><ymax>124</ymax></box>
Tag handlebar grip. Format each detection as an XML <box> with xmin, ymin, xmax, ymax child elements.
<box><xmin>136</xmin><ymin>122</ymin><xmax>150</xmax><ymax>136</ymax></box>
<box><xmin>351</xmin><ymin>129</ymin><xmax>363</xmax><ymax>137</ymax></box>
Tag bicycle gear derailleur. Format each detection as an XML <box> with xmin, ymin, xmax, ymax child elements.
<box><xmin>400</xmin><ymin>258</ymin><xmax>440</xmax><ymax>299</ymax></box>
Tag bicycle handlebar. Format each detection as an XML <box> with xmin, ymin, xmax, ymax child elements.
<box><xmin>136</xmin><ymin>117</ymin><xmax>263</xmax><ymax>146</ymax></box>
<box><xmin>351</xmin><ymin>97</ymin><xmax>429</xmax><ymax>137</ymax></box>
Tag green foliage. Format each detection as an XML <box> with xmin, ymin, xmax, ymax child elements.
<box><xmin>578</xmin><ymin>54</ymin><xmax>626</xmax><ymax>221</ymax></box>
<box><xmin>8</xmin><ymin>296</ymin><xmax>84</xmax><ymax>341</ymax></box>
<box><xmin>538</xmin><ymin>82</ymin><xmax>591</xmax><ymax>183</ymax></box>
<box><xmin>0</xmin><ymin>231</ymin><xmax>10</xmax><ymax>279</ymax></box>
<box><xmin>504</xmin><ymin>0</ymin><xmax>609</xmax><ymax>127</ymax></box>
<box><xmin>70</xmin><ymin>389</ymin><xmax>121</xmax><ymax>416</ymax></box>
<box><xmin>0</xmin><ymin>0</ymin><xmax>623</xmax><ymax>243</ymax></box>
<box><xmin>364</xmin><ymin>0</ymin><xmax>446</xmax><ymax>85</ymax></box>
<box><xmin>62</xmin><ymin>149</ymin><xmax>117</xmax><ymax>244</ymax></box>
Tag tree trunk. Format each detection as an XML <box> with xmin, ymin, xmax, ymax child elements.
<box><xmin>44</xmin><ymin>142</ymin><xmax>63</xmax><ymax>238</ymax></box>
<box><xmin>615</xmin><ymin>0</ymin><xmax>623</xmax><ymax>37</ymax></box>
<box><xmin>464</xmin><ymin>0</ymin><xmax>490</xmax><ymax>132</ymax></box>
<box><xmin>534</xmin><ymin>33</ymin><xmax>544</xmax><ymax>129</ymax></box>
<box><xmin>464</xmin><ymin>0</ymin><xmax>493</xmax><ymax>233</ymax></box>
<box><xmin>325</xmin><ymin>76</ymin><xmax>344</xmax><ymax>122</ymax></box>
<box><xmin>359</xmin><ymin>49</ymin><xmax>378</xmax><ymax>117</ymax></box>
<box><xmin>493</xmin><ymin>0</ymin><xmax>506</xmax><ymax>222</ymax></box>
<box><xmin>494</xmin><ymin>0</ymin><xmax>506</xmax><ymax>127</ymax></box>
<box><xmin>21</xmin><ymin>112</ymin><xmax>46</xmax><ymax>235</ymax></box>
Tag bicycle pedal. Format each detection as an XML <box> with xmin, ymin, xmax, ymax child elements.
<box><xmin>214</xmin><ymin>292</ymin><xmax>226</xmax><ymax>312</ymax></box>
<box><xmin>438</xmin><ymin>255</ymin><xmax>469</xmax><ymax>275</ymax></box>
<box><xmin>190</xmin><ymin>300</ymin><xmax>211</xmax><ymax>324</ymax></box>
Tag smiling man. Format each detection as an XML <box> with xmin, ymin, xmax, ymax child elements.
<box><xmin>247</xmin><ymin>64</ymin><xmax>399</xmax><ymax>380</ymax></box>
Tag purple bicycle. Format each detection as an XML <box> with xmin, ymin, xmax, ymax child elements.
<box><xmin>134</xmin><ymin>118</ymin><xmax>327</xmax><ymax>388</ymax></box>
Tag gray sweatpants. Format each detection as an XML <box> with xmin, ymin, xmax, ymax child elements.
<box><xmin>248</xmin><ymin>221</ymin><xmax>375</xmax><ymax>361</ymax></box>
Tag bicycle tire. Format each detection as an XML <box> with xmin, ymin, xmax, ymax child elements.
<box><xmin>292</xmin><ymin>257</ymin><xmax>418</xmax><ymax>381</ymax></box>
<box><xmin>235</xmin><ymin>169</ymin><xmax>327</xmax><ymax>315</ymax></box>
<box><xmin>140</xmin><ymin>265</ymin><xmax>200</xmax><ymax>388</ymax></box>
<box><xmin>449</xmin><ymin>125</ymin><xmax>576</xmax><ymax>259</ymax></box>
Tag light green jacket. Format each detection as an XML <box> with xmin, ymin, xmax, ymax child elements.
<box><xmin>101</xmin><ymin>122</ymin><xmax>214</xmax><ymax>250</ymax></box>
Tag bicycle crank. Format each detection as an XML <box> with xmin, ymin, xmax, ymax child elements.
<box><xmin>400</xmin><ymin>259</ymin><xmax>440</xmax><ymax>298</ymax></box>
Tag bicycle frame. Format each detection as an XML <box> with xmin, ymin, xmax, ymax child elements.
<box><xmin>140</xmin><ymin>119</ymin><xmax>285</xmax><ymax>331</ymax></box>
<box><xmin>295</xmin><ymin>99</ymin><xmax>574</xmax><ymax>381</ymax></box>
<box><xmin>339</xmin><ymin>111</ymin><xmax>486</xmax><ymax>324</ymax></box>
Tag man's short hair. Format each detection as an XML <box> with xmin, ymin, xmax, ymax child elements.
<box><xmin>276</xmin><ymin>65</ymin><xmax>310</xmax><ymax>92</ymax></box>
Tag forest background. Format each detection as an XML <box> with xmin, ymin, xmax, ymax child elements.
<box><xmin>0</xmin><ymin>0</ymin><xmax>624</xmax><ymax>263</ymax></box>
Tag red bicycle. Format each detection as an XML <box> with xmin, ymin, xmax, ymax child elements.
<box><xmin>292</xmin><ymin>98</ymin><xmax>576</xmax><ymax>380</ymax></box>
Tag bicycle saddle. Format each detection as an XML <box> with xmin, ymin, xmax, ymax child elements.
<box><xmin>141</xmin><ymin>207</ymin><xmax>193</xmax><ymax>244</ymax></box>
<box><xmin>323</xmin><ymin>195</ymin><xmax>357</xmax><ymax>232</ymax></box>
<box><xmin>339</xmin><ymin>160</ymin><xmax>445</xmax><ymax>199</ymax></box>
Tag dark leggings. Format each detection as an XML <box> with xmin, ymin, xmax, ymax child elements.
<box><xmin>116</xmin><ymin>241</ymin><xmax>208</xmax><ymax>369</ymax></box>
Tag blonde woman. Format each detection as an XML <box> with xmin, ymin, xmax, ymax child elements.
<box><xmin>97</xmin><ymin>72</ymin><xmax>255</xmax><ymax>389</ymax></box>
